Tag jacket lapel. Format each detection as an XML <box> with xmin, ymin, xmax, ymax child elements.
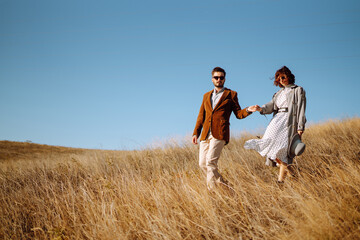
<box><xmin>213</xmin><ymin>88</ymin><xmax>230</xmax><ymax>111</ymax></box>
<box><xmin>286</xmin><ymin>84</ymin><xmax>298</xmax><ymax>110</ymax></box>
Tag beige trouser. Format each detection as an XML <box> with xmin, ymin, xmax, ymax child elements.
<box><xmin>199</xmin><ymin>133</ymin><xmax>226</xmax><ymax>190</ymax></box>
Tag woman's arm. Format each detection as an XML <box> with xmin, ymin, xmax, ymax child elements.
<box><xmin>259</xmin><ymin>93</ymin><xmax>276</xmax><ymax>115</ymax></box>
<box><xmin>296</xmin><ymin>87</ymin><xmax>307</xmax><ymax>134</ymax></box>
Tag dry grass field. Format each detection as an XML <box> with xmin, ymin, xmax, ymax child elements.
<box><xmin>1</xmin><ymin>118</ymin><xmax>360</xmax><ymax>240</ymax></box>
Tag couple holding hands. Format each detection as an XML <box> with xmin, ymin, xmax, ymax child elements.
<box><xmin>192</xmin><ymin>66</ymin><xmax>306</xmax><ymax>190</ymax></box>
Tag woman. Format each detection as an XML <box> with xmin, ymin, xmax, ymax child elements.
<box><xmin>244</xmin><ymin>66</ymin><xmax>306</xmax><ymax>183</ymax></box>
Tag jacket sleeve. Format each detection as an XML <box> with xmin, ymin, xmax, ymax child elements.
<box><xmin>232</xmin><ymin>92</ymin><xmax>252</xmax><ymax>119</ymax></box>
<box><xmin>193</xmin><ymin>96</ymin><xmax>206</xmax><ymax>137</ymax></box>
<box><xmin>260</xmin><ymin>93</ymin><xmax>276</xmax><ymax>115</ymax></box>
<box><xmin>296</xmin><ymin>87</ymin><xmax>307</xmax><ymax>131</ymax></box>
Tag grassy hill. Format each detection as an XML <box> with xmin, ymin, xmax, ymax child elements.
<box><xmin>0</xmin><ymin>141</ymin><xmax>87</xmax><ymax>161</ymax></box>
<box><xmin>1</xmin><ymin>118</ymin><xmax>360</xmax><ymax>239</ymax></box>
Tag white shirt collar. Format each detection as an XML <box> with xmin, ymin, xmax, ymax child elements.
<box><xmin>213</xmin><ymin>87</ymin><xmax>225</xmax><ymax>94</ymax></box>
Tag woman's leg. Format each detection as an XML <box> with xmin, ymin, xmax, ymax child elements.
<box><xmin>276</xmin><ymin>158</ymin><xmax>288</xmax><ymax>182</ymax></box>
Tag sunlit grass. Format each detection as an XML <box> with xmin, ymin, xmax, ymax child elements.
<box><xmin>1</xmin><ymin>118</ymin><xmax>360</xmax><ymax>239</ymax></box>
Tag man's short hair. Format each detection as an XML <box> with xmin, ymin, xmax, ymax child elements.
<box><xmin>212</xmin><ymin>67</ymin><xmax>226</xmax><ymax>77</ymax></box>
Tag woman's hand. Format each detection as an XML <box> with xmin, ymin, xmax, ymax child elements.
<box><xmin>248</xmin><ymin>105</ymin><xmax>261</xmax><ymax>112</ymax></box>
<box><xmin>297</xmin><ymin>130</ymin><xmax>304</xmax><ymax>137</ymax></box>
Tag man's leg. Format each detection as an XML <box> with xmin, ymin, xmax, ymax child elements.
<box><xmin>199</xmin><ymin>139</ymin><xmax>209</xmax><ymax>175</ymax></box>
<box><xmin>206</xmin><ymin>134</ymin><xmax>226</xmax><ymax>190</ymax></box>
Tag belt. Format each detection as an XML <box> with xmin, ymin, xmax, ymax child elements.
<box><xmin>278</xmin><ymin>108</ymin><xmax>288</xmax><ymax>112</ymax></box>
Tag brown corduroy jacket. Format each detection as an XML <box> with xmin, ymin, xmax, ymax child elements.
<box><xmin>193</xmin><ymin>88</ymin><xmax>252</xmax><ymax>144</ymax></box>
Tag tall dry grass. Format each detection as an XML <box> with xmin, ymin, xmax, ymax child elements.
<box><xmin>1</xmin><ymin>118</ymin><xmax>360</xmax><ymax>239</ymax></box>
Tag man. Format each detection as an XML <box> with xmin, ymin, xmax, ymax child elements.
<box><xmin>192</xmin><ymin>67</ymin><xmax>258</xmax><ymax>190</ymax></box>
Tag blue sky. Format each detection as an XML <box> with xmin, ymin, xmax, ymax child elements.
<box><xmin>1</xmin><ymin>0</ymin><xmax>359</xmax><ymax>150</ymax></box>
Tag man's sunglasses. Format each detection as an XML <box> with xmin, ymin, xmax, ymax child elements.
<box><xmin>213</xmin><ymin>76</ymin><xmax>225</xmax><ymax>80</ymax></box>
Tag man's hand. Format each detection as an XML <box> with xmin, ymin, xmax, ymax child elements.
<box><xmin>248</xmin><ymin>105</ymin><xmax>261</xmax><ymax>112</ymax></box>
<box><xmin>192</xmin><ymin>135</ymin><xmax>198</xmax><ymax>145</ymax></box>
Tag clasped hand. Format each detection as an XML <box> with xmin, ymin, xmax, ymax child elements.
<box><xmin>247</xmin><ymin>105</ymin><xmax>262</xmax><ymax>112</ymax></box>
